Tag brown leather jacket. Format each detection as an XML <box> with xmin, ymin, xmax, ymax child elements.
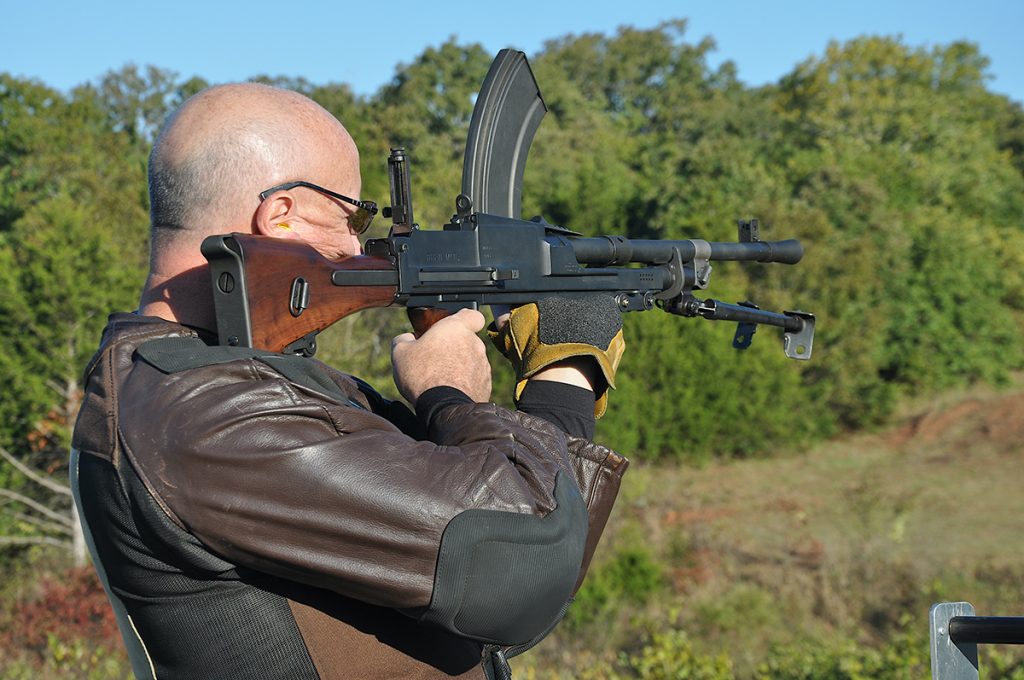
<box><xmin>71</xmin><ymin>313</ymin><xmax>628</xmax><ymax>679</ymax></box>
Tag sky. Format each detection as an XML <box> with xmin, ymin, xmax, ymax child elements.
<box><xmin>3</xmin><ymin>0</ymin><xmax>1022</xmax><ymax>104</ymax></box>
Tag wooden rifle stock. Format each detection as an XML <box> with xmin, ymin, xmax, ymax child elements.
<box><xmin>204</xmin><ymin>234</ymin><xmax>398</xmax><ymax>353</ymax></box>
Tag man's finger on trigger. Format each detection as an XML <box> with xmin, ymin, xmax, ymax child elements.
<box><xmin>489</xmin><ymin>304</ymin><xmax>512</xmax><ymax>331</ymax></box>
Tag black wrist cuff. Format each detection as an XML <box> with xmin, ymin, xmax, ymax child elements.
<box><xmin>416</xmin><ymin>386</ymin><xmax>474</xmax><ymax>431</ymax></box>
<box><xmin>517</xmin><ymin>381</ymin><xmax>596</xmax><ymax>439</ymax></box>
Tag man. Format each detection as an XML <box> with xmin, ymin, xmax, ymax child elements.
<box><xmin>71</xmin><ymin>83</ymin><xmax>627</xmax><ymax>679</ymax></box>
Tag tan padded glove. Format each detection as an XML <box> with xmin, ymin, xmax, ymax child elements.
<box><xmin>488</xmin><ymin>296</ymin><xmax>625</xmax><ymax>418</ymax></box>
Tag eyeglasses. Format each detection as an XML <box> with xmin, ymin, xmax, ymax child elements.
<box><xmin>259</xmin><ymin>181</ymin><xmax>378</xmax><ymax>234</ymax></box>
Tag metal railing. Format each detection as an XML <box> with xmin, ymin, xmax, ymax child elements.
<box><xmin>931</xmin><ymin>602</ymin><xmax>1024</xmax><ymax>679</ymax></box>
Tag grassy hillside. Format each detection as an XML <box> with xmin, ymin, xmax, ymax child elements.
<box><xmin>521</xmin><ymin>378</ymin><xmax>1024</xmax><ymax>678</ymax></box>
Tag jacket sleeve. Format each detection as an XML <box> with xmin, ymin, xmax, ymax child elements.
<box><xmin>370</xmin><ymin>382</ymin><xmax>630</xmax><ymax>595</ymax></box>
<box><xmin>564</xmin><ymin>436</ymin><xmax>629</xmax><ymax>591</ymax></box>
<box><xmin>118</xmin><ymin>357</ymin><xmax>597</xmax><ymax>645</ymax></box>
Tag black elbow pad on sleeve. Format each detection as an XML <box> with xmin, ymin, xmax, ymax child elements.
<box><xmin>415</xmin><ymin>472</ymin><xmax>588</xmax><ymax>645</ymax></box>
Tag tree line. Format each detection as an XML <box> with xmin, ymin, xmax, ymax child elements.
<box><xmin>1</xmin><ymin>21</ymin><xmax>1022</xmax><ymax>490</ymax></box>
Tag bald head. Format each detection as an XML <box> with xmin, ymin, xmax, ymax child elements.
<box><xmin>148</xmin><ymin>83</ymin><xmax>359</xmax><ymax>258</ymax></box>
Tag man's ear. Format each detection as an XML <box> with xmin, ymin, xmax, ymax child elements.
<box><xmin>253</xmin><ymin>191</ymin><xmax>299</xmax><ymax>238</ymax></box>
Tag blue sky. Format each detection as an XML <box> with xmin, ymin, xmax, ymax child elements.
<box><xmin>4</xmin><ymin>0</ymin><xmax>1021</xmax><ymax>103</ymax></box>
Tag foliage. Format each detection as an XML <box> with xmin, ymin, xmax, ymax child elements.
<box><xmin>569</xmin><ymin>546</ymin><xmax>665</xmax><ymax>629</ymax></box>
<box><xmin>0</xmin><ymin>638</ymin><xmax>131</xmax><ymax>680</ymax></box>
<box><xmin>0</xmin><ymin>72</ymin><xmax>149</xmax><ymax>460</ymax></box>
<box><xmin>625</xmin><ymin>630</ymin><xmax>735</xmax><ymax>680</ymax></box>
<box><xmin>0</xmin><ymin>565</ymin><xmax>126</xmax><ymax>679</ymax></box>
<box><xmin>2</xmin><ymin>27</ymin><xmax>1023</xmax><ymax>464</ymax></box>
<box><xmin>755</xmin><ymin>620</ymin><xmax>929</xmax><ymax>680</ymax></box>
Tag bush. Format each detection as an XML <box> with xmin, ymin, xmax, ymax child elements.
<box><xmin>570</xmin><ymin>546</ymin><xmax>666</xmax><ymax>629</ymax></box>
<box><xmin>0</xmin><ymin>565</ymin><xmax>127</xmax><ymax>679</ymax></box>
<box><xmin>628</xmin><ymin>630</ymin><xmax>735</xmax><ymax>680</ymax></box>
<box><xmin>755</xmin><ymin>620</ymin><xmax>928</xmax><ymax>680</ymax></box>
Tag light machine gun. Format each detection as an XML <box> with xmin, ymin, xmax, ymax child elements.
<box><xmin>201</xmin><ymin>50</ymin><xmax>815</xmax><ymax>360</ymax></box>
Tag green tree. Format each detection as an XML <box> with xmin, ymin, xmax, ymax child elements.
<box><xmin>0</xmin><ymin>75</ymin><xmax>146</xmax><ymax>476</ymax></box>
<box><xmin>3</xmin><ymin>28</ymin><xmax>1023</xmax><ymax>468</ymax></box>
<box><xmin>95</xmin><ymin>64</ymin><xmax>189</xmax><ymax>144</ymax></box>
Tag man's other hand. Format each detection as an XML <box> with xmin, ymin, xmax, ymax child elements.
<box><xmin>488</xmin><ymin>296</ymin><xmax>625</xmax><ymax>418</ymax></box>
<box><xmin>392</xmin><ymin>309</ymin><xmax>492</xmax><ymax>406</ymax></box>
